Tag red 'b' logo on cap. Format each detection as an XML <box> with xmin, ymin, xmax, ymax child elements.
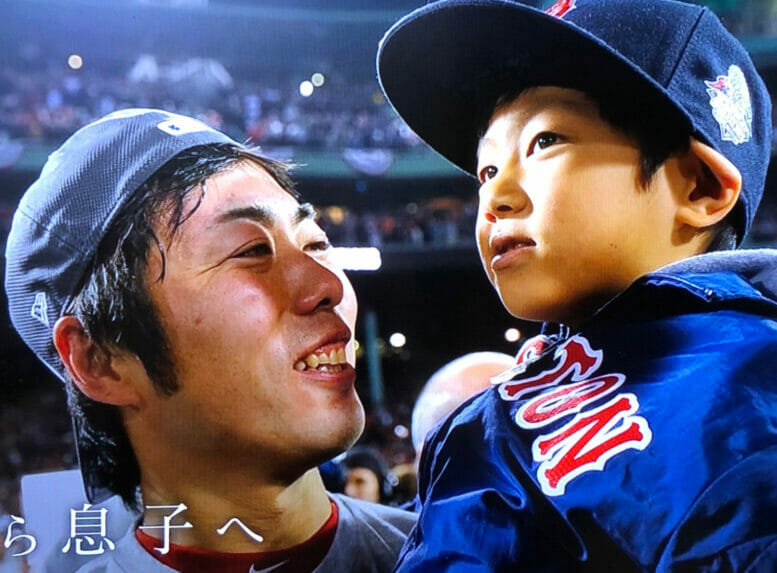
<box><xmin>546</xmin><ymin>0</ymin><xmax>576</xmax><ymax>18</ymax></box>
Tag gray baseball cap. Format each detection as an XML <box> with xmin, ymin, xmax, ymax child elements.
<box><xmin>6</xmin><ymin>108</ymin><xmax>239</xmax><ymax>382</ymax></box>
<box><xmin>5</xmin><ymin>108</ymin><xmax>240</xmax><ymax>501</ymax></box>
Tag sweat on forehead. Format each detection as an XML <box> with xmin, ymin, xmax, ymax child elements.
<box><xmin>146</xmin><ymin>150</ymin><xmax>299</xmax><ymax>244</ymax></box>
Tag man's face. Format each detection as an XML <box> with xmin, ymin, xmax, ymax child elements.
<box><xmin>140</xmin><ymin>161</ymin><xmax>364</xmax><ymax>475</ymax></box>
<box><xmin>344</xmin><ymin>467</ymin><xmax>381</xmax><ymax>504</ymax></box>
<box><xmin>476</xmin><ymin>87</ymin><xmax>685</xmax><ymax>325</ymax></box>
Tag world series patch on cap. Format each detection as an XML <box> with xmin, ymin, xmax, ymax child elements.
<box><xmin>377</xmin><ymin>0</ymin><xmax>772</xmax><ymax>242</ymax></box>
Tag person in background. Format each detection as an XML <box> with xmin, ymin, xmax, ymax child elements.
<box><xmin>411</xmin><ymin>351</ymin><xmax>515</xmax><ymax>461</ymax></box>
<box><xmin>342</xmin><ymin>447</ymin><xmax>395</xmax><ymax>506</ymax></box>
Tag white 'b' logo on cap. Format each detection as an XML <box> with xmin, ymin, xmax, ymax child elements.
<box><xmin>157</xmin><ymin>117</ymin><xmax>211</xmax><ymax>137</ymax></box>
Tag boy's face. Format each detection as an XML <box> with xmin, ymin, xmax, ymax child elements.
<box><xmin>476</xmin><ymin>87</ymin><xmax>687</xmax><ymax>325</ymax></box>
<box><xmin>139</xmin><ymin>162</ymin><xmax>364</xmax><ymax>474</ymax></box>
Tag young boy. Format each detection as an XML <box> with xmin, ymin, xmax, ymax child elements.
<box><xmin>378</xmin><ymin>0</ymin><xmax>777</xmax><ymax>570</ymax></box>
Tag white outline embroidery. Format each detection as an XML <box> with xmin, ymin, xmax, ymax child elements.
<box><xmin>705</xmin><ymin>64</ymin><xmax>753</xmax><ymax>145</ymax></box>
<box><xmin>497</xmin><ymin>334</ymin><xmax>653</xmax><ymax>496</ymax></box>
<box><xmin>31</xmin><ymin>292</ymin><xmax>49</xmax><ymax>327</ymax></box>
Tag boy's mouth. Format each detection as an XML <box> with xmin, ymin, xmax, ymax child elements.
<box><xmin>491</xmin><ymin>235</ymin><xmax>536</xmax><ymax>256</ymax></box>
<box><xmin>489</xmin><ymin>235</ymin><xmax>536</xmax><ymax>271</ymax></box>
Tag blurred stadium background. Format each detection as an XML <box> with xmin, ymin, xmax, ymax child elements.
<box><xmin>1</xmin><ymin>0</ymin><xmax>776</xmax><ymax>517</ymax></box>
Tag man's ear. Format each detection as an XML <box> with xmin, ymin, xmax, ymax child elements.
<box><xmin>675</xmin><ymin>138</ymin><xmax>742</xmax><ymax>229</ymax></box>
<box><xmin>53</xmin><ymin>316</ymin><xmax>142</xmax><ymax>407</ymax></box>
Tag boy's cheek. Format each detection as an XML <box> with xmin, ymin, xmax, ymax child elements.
<box><xmin>475</xmin><ymin>230</ymin><xmax>494</xmax><ymax>282</ymax></box>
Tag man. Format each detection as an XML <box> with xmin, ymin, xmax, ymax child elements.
<box><xmin>410</xmin><ymin>351</ymin><xmax>514</xmax><ymax>461</ymax></box>
<box><xmin>342</xmin><ymin>447</ymin><xmax>394</xmax><ymax>505</ymax></box>
<box><xmin>378</xmin><ymin>0</ymin><xmax>777</xmax><ymax>570</ymax></box>
<box><xmin>5</xmin><ymin>109</ymin><xmax>414</xmax><ymax>572</ymax></box>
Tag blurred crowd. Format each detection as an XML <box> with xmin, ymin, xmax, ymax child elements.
<box><xmin>2</xmin><ymin>191</ymin><xmax>777</xmax><ymax>261</ymax></box>
<box><xmin>318</xmin><ymin>198</ymin><xmax>478</xmax><ymax>250</ymax></box>
<box><xmin>0</xmin><ymin>63</ymin><xmax>422</xmax><ymax>151</ymax></box>
<box><xmin>2</xmin><ymin>56</ymin><xmax>777</xmax><ymax>157</ymax></box>
<box><xmin>0</xmin><ymin>379</ymin><xmax>75</xmax><ymax>516</ymax></box>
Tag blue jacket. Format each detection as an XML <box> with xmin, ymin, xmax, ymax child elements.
<box><xmin>397</xmin><ymin>250</ymin><xmax>777</xmax><ymax>572</ymax></box>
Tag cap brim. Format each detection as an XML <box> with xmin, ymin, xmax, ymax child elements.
<box><xmin>377</xmin><ymin>0</ymin><xmax>690</xmax><ymax>176</ymax></box>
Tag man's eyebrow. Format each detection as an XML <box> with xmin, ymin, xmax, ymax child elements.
<box><xmin>215</xmin><ymin>202</ymin><xmax>316</xmax><ymax>226</ymax></box>
<box><xmin>216</xmin><ymin>204</ymin><xmax>275</xmax><ymax>226</ymax></box>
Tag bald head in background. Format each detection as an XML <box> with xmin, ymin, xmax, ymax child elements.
<box><xmin>411</xmin><ymin>351</ymin><xmax>515</xmax><ymax>457</ymax></box>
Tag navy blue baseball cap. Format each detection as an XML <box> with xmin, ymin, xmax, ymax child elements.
<box><xmin>5</xmin><ymin>109</ymin><xmax>240</xmax><ymax>502</ymax></box>
<box><xmin>377</xmin><ymin>0</ymin><xmax>772</xmax><ymax>242</ymax></box>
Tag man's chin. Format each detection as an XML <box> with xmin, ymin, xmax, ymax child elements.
<box><xmin>333</xmin><ymin>400</ymin><xmax>367</xmax><ymax>453</ymax></box>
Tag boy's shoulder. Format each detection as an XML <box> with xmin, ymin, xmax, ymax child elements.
<box><xmin>600</xmin><ymin>249</ymin><xmax>777</xmax><ymax>325</ymax></box>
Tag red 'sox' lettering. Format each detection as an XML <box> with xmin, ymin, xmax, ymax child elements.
<box><xmin>499</xmin><ymin>336</ymin><xmax>601</xmax><ymax>402</ymax></box>
<box><xmin>517</xmin><ymin>374</ymin><xmax>625</xmax><ymax>428</ymax></box>
<box><xmin>546</xmin><ymin>0</ymin><xmax>577</xmax><ymax>18</ymax></box>
<box><xmin>533</xmin><ymin>394</ymin><xmax>652</xmax><ymax>496</ymax></box>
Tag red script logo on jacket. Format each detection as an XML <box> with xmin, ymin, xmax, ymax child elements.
<box><xmin>499</xmin><ymin>335</ymin><xmax>652</xmax><ymax>496</ymax></box>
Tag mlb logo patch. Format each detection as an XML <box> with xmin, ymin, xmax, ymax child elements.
<box><xmin>705</xmin><ymin>65</ymin><xmax>753</xmax><ymax>145</ymax></box>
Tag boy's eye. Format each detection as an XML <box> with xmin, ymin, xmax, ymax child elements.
<box><xmin>528</xmin><ymin>132</ymin><xmax>561</xmax><ymax>155</ymax></box>
<box><xmin>236</xmin><ymin>243</ymin><xmax>272</xmax><ymax>258</ymax></box>
<box><xmin>478</xmin><ymin>165</ymin><xmax>498</xmax><ymax>184</ymax></box>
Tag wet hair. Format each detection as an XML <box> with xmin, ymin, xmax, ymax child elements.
<box><xmin>65</xmin><ymin>143</ymin><xmax>297</xmax><ymax>509</ymax></box>
<box><xmin>491</xmin><ymin>87</ymin><xmax>738</xmax><ymax>251</ymax></box>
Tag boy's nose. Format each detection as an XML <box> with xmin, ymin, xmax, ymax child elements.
<box><xmin>481</xmin><ymin>171</ymin><xmax>529</xmax><ymax>222</ymax></box>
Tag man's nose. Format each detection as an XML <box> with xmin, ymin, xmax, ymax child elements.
<box><xmin>290</xmin><ymin>252</ymin><xmax>345</xmax><ymax>315</ymax></box>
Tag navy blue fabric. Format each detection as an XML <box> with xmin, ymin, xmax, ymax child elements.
<box><xmin>396</xmin><ymin>269</ymin><xmax>777</xmax><ymax>572</ymax></box>
<box><xmin>377</xmin><ymin>0</ymin><xmax>772</xmax><ymax>241</ymax></box>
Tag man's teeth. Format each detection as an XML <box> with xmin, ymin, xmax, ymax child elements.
<box><xmin>294</xmin><ymin>347</ymin><xmax>348</xmax><ymax>372</ymax></box>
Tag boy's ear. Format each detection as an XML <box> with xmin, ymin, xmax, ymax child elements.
<box><xmin>53</xmin><ymin>316</ymin><xmax>143</xmax><ymax>407</ymax></box>
<box><xmin>675</xmin><ymin>138</ymin><xmax>742</xmax><ymax>229</ymax></box>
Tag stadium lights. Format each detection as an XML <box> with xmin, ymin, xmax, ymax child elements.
<box><xmin>299</xmin><ymin>80</ymin><xmax>314</xmax><ymax>97</ymax></box>
<box><xmin>67</xmin><ymin>54</ymin><xmax>83</xmax><ymax>70</ymax></box>
<box><xmin>394</xmin><ymin>425</ymin><xmax>409</xmax><ymax>439</ymax></box>
<box><xmin>389</xmin><ymin>332</ymin><xmax>406</xmax><ymax>348</ymax></box>
<box><xmin>330</xmin><ymin>247</ymin><xmax>382</xmax><ymax>271</ymax></box>
<box><xmin>311</xmin><ymin>72</ymin><xmax>325</xmax><ymax>87</ymax></box>
<box><xmin>504</xmin><ymin>328</ymin><xmax>521</xmax><ymax>343</ymax></box>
